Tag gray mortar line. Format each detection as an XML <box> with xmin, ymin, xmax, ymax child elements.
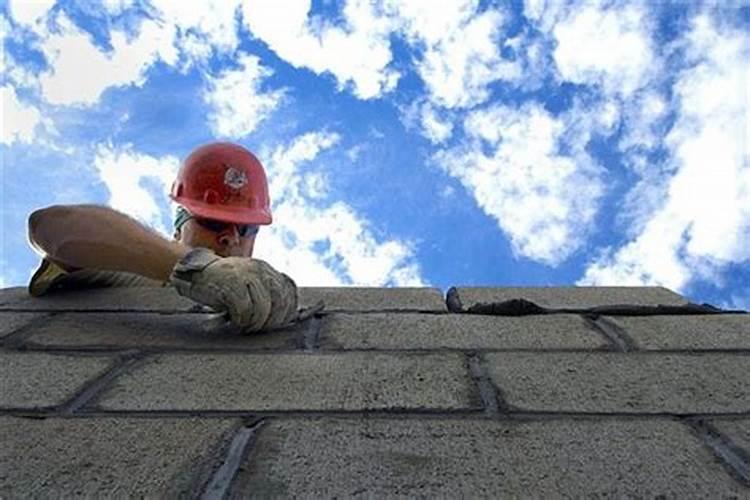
<box><xmin>57</xmin><ymin>351</ymin><xmax>148</xmax><ymax>415</ymax></box>
<box><xmin>303</xmin><ymin>315</ymin><xmax>323</xmax><ymax>351</ymax></box>
<box><xmin>467</xmin><ymin>352</ymin><xmax>505</xmax><ymax>415</ymax></box>
<box><xmin>0</xmin><ymin>307</ymin><xmax>213</xmax><ymax>314</ymax></box>
<box><xmin>318</xmin><ymin>308</ymin><xmax>449</xmax><ymax>314</ymax></box>
<box><xmin>0</xmin><ymin>313</ymin><xmax>58</xmax><ymax>348</ymax></box>
<box><xmin>2</xmin><ymin>408</ymin><xmax>750</xmax><ymax>419</ymax></box>
<box><xmin>445</xmin><ymin>287</ymin><xmax>463</xmax><ymax>313</ymax></box>
<box><xmin>200</xmin><ymin>419</ymin><xmax>265</xmax><ymax>500</ymax></box>
<box><xmin>583</xmin><ymin>315</ymin><xmax>634</xmax><ymax>352</ymax></box>
<box><xmin>7</xmin><ymin>345</ymin><xmax>748</xmax><ymax>356</ymax></box>
<box><xmin>685</xmin><ymin>418</ymin><xmax>750</xmax><ymax>486</ymax></box>
<box><xmin>7</xmin><ymin>407</ymin><xmax>750</xmax><ymax>423</ymax></box>
<box><xmin>0</xmin><ymin>307</ymin><xmax>451</xmax><ymax>315</ymax></box>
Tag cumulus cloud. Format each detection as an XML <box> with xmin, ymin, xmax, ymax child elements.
<box><xmin>388</xmin><ymin>0</ymin><xmax>520</xmax><ymax>109</ymax></box>
<box><xmin>7</xmin><ymin>0</ymin><xmax>56</xmax><ymax>27</ymax></box>
<box><xmin>203</xmin><ymin>53</ymin><xmax>286</xmax><ymax>139</ymax></box>
<box><xmin>149</xmin><ymin>0</ymin><xmax>242</xmax><ymax>63</ymax></box>
<box><xmin>1</xmin><ymin>85</ymin><xmax>43</xmax><ymax>145</ymax></box>
<box><xmin>102</xmin><ymin>0</ymin><xmax>135</xmax><ymax>16</ymax></box>
<box><xmin>436</xmin><ymin>102</ymin><xmax>604</xmax><ymax>265</ymax></box>
<box><xmin>93</xmin><ymin>145</ymin><xmax>180</xmax><ymax>236</ymax></box>
<box><xmin>242</xmin><ymin>0</ymin><xmax>398</xmax><ymax>99</ymax></box>
<box><xmin>38</xmin><ymin>13</ymin><xmax>177</xmax><ymax>106</ymax></box>
<box><xmin>26</xmin><ymin>1</ymin><xmax>244</xmax><ymax>108</ymax></box>
<box><xmin>399</xmin><ymin>99</ymin><xmax>455</xmax><ymax>144</ymax></box>
<box><xmin>580</xmin><ymin>13</ymin><xmax>750</xmax><ymax>290</ymax></box>
<box><xmin>551</xmin><ymin>1</ymin><xmax>656</xmax><ymax>97</ymax></box>
<box><xmin>253</xmin><ymin>132</ymin><xmax>425</xmax><ymax>286</ymax></box>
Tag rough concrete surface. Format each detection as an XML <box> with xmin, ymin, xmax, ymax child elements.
<box><xmin>1</xmin><ymin>286</ymin><xmax>448</xmax><ymax>313</ymax></box>
<box><xmin>299</xmin><ymin>287</ymin><xmax>447</xmax><ymax>312</ymax></box>
<box><xmin>96</xmin><ymin>352</ymin><xmax>477</xmax><ymax>411</ymax></box>
<box><xmin>0</xmin><ymin>352</ymin><xmax>114</xmax><ymax>408</ymax></box>
<box><xmin>484</xmin><ymin>352</ymin><xmax>750</xmax><ymax>413</ymax></box>
<box><xmin>609</xmin><ymin>315</ymin><xmax>750</xmax><ymax>350</ymax></box>
<box><xmin>23</xmin><ymin>312</ymin><xmax>304</xmax><ymax>350</ymax></box>
<box><xmin>320</xmin><ymin>313</ymin><xmax>608</xmax><ymax>350</ymax></box>
<box><xmin>2</xmin><ymin>284</ymin><xmax>748</xmax><ymax>497</ymax></box>
<box><xmin>0</xmin><ymin>416</ymin><xmax>237</xmax><ymax>498</ymax></box>
<box><xmin>231</xmin><ymin>417</ymin><xmax>747</xmax><ymax>497</ymax></box>
<box><xmin>0</xmin><ymin>287</ymin><xmax>29</xmax><ymax>306</ymax></box>
<box><xmin>0</xmin><ymin>286</ymin><xmax>197</xmax><ymax>311</ymax></box>
<box><xmin>452</xmin><ymin>286</ymin><xmax>688</xmax><ymax>309</ymax></box>
<box><xmin>710</xmin><ymin>419</ymin><xmax>750</xmax><ymax>455</ymax></box>
<box><xmin>0</xmin><ymin>311</ymin><xmax>48</xmax><ymax>339</ymax></box>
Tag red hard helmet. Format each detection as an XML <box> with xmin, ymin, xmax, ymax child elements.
<box><xmin>170</xmin><ymin>142</ymin><xmax>272</xmax><ymax>224</ymax></box>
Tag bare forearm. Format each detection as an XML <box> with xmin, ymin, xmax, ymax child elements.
<box><xmin>28</xmin><ymin>205</ymin><xmax>189</xmax><ymax>281</ymax></box>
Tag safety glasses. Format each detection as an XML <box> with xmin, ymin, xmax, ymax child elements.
<box><xmin>193</xmin><ymin>217</ymin><xmax>260</xmax><ymax>237</ymax></box>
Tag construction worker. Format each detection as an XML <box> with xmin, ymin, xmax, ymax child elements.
<box><xmin>27</xmin><ymin>142</ymin><xmax>298</xmax><ymax>333</ymax></box>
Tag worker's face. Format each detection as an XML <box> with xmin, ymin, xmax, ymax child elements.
<box><xmin>176</xmin><ymin>218</ymin><xmax>257</xmax><ymax>257</ymax></box>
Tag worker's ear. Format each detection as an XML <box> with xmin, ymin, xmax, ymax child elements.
<box><xmin>173</xmin><ymin>229</ymin><xmax>181</xmax><ymax>242</ymax></box>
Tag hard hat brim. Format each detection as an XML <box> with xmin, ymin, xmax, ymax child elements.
<box><xmin>174</xmin><ymin>197</ymin><xmax>272</xmax><ymax>225</ymax></box>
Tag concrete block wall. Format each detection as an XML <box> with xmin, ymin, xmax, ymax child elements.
<box><xmin>0</xmin><ymin>285</ymin><xmax>748</xmax><ymax>497</ymax></box>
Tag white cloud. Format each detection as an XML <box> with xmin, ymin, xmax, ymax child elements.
<box><xmin>149</xmin><ymin>0</ymin><xmax>242</xmax><ymax>63</ymax></box>
<box><xmin>241</xmin><ymin>0</ymin><xmax>399</xmax><ymax>99</ymax></box>
<box><xmin>93</xmin><ymin>145</ymin><xmax>180</xmax><ymax>236</ymax></box>
<box><xmin>203</xmin><ymin>53</ymin><xmax>286</xmax><ymax>139</ymax></box>
<box><xmin>398</xmin><ymin>99</ymin><xmax>454</xmax><ymax>144</ymax></box>
<box><xmin>580</xmin><ymin>13</ymin><xmax>750</xmax><ymax>290</ymax></box>
<box><xmin>38</xmin><ymin>13</ymin><xmax>177</xmax><ymax>106</ymax></box>
<box><xmin>22</xmin><ymin>1</ymin><xmax>251</xmax><ymax>108</ymax></box>
<box><xmin>388</xmin><ymin>0</ymin><xmax>520</xmax><ymax>109</ymax></box>
<box><xmin>419</xmin><ymin>103</ymin><xmax>453</xmax><ymax>144</ymax></box>
<box><xmin>551</xmin><ymin>1</ymin><xmax>656</xmax><ymax>97</ymax></box>
<box><xmin>435</xmin><ymin>101</ymin><xmax>604</xmax><ymax>265</ymax></box>
<box><xmin>253</xmin><ymin>131</ymin><xmax>425</xmax><ymax>286</ymax></box>
<box><xmin>2</xmin><ymin>0</ymin><xmax>254</xmax><ymax>125</ymax></box>
<box><xmin>345</xmin><ymin>144</ymin><xmax>365</xmax><ymax>162</ymax></box>
<box><xmin>102</xmin><ymin>0</ymin><xmax>134</xmax><ymax>15</ymax></box>
<box><xmin>1</xmin><ymin>85</ymin><xmax>43</xmax><ymax>145</ymax></box>
<box><xmin>7</xmin><ymin>0</ymin><xmax>55</xmax><ymax>27</ymax></box>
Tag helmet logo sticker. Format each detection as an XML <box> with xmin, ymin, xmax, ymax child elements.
<box><xmin>224</xmin><ymin>166</ymin><xmax>248</xmax><ymax>190</ymax></box>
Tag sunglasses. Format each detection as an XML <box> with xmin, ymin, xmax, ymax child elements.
<box><xmin>192</xmin><ymin>217</ymin><xmax>260</xmax><ymax>237</ymax></box>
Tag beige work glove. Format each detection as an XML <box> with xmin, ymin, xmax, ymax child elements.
<box><xmin>169</xmin><ymin>248</ymin><xmax>298</xmax><ymax>333</ymax></box>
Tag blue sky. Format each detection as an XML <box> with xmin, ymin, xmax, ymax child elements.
<box><xmin>1</xmin><ymin>0</ymin><xmax>749</xmax><ymax>309</ymax></box>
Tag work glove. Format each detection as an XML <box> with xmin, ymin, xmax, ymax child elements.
<box><xmin>169</xmin><ymin>247</ymin><xmax>298</xmax><ymax>333</ymax></box>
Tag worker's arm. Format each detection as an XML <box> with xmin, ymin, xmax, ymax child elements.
<box><xmin>28</xmin><ymin>204</ymin><xmax>189</xmax><ymax>282</ymax></box>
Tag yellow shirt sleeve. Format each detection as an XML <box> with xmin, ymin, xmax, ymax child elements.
<box><xmin>28</xmin><ymin>258</ymin><xmax>166</xmax><ymax>297</ymax></box>
<box><xmin>28</xmin><ymin>258</ymin><xmax>70</xmax><ymax>297</ymax></box>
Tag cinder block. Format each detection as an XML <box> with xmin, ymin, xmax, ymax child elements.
<box><xmin>96</xmin><ymin>352</ymin><xmax>476</xmax><ymax>411</ymax></box>
<box><xmin>230</xmin><ymin>417</ymin><xmax>745</xmax><ymax>497</ymax></box>
<box><xmin>0</xmin><ymin>312</ymin><xmax>47</xmax><ymax>339</ymax></box>
<box><xmin>0</xmin><ymin>353</ymin><xmax>114</xmax><ymax>408</ymax></box>
<box><xmin>0</xmin><ymin>287</ymin><xmax>196</xmax><ymax>312</ymax></box>
<box><xmin>710</xmin><ymin>419</ymin><xmax>750</xmax><ymax>454</ymax></box>
<box><xmin>299</xmin><ymin>287</ymin><xmax>447</xmax><ymax>312</ymax></box>
<box><xmin>23</xmin><ymin>312</ymin><xmax>304</xmax><ymax>350</ymax></box>
<box><xmin>320</xmin><ymin>313</ymin><xmax>608</xmax><ymax>350</ymax></box>
<box><xmin>608</xmin><ymin>315</ymin><xmax>750</xmax><ymax>350</ymax></box>
<box><xmin>0</xmin><ymin>287</ymin><xmax>27</xmax><ymax>306</ymax></box>
<box><xmin>0</xmin><ymin>416</ymin><xmax>236</xmax><ymax>497</ymax></box>
<box><xmin>1</xmin><ymin>285</ymin><xmax>448</xmax><ymax>313</ymax></box>
<box><xmin>484</xmin><ymin>352</ymin><xmax>750</xmax><ymax>413</ymax></box>
<box><xmin>451</xmin><ymin>286</ymin><xmax>688</xmax><ymax>309</ymax></box>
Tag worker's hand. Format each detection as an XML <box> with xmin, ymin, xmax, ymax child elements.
<box><xmin>169</xmin><ymin>248</ymin><xmax>298</xmax><ymax>333</ymax></box>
